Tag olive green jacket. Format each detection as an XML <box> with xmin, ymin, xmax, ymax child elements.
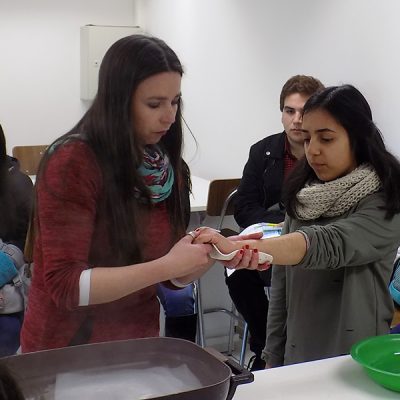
<box><xmin>264</xmin><ymin>192</ymin><xmax>400</xmax><ymax>367</ymax></box>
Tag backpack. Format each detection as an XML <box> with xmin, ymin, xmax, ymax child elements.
<box><xmin>0</xmin><ymin>239</ymin><xmax>30</xmax><ymax>314</ymax></box>
<box><xmin>389</xmin><ymin>258</ymin><xmax>400</xmax><ymax>306</ymax></box>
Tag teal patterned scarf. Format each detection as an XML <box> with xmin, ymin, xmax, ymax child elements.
<box><xmin>137</xmin><ymin>145</ymin><xmax>174</xmax><ymax>203</ymax></box>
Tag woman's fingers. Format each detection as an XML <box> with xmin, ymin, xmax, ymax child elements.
<box><xmin>229</xmin><ymin>231</ymin><xmax>263</xmax><ymax>241</ymax></box>
<box><xmin>249</xmin><ymin>248</ymin><xmax>261</xmax><ymax>269</ymax></box>
<box><xmin>235</xmin><ymin>246</ymin><xmax>253</xmax><ymax>269</ymax></box>
<box><xmin>193</xmin><ymin>231</ymin><xmax>233</xmax><ymax>253</ymax></box>
<box><xmin>187</xmin><ymin>231</ymin><xmax>197</xmax><ymax>241</ymax></box>
<box><xmin>257</xmin><ymin>262</ymin><xmax>271</xmax><ymax>271</ymax></box>
<box><xmin>224</xmin><ymin>249</ymin><xmax>244</xmax><ymax>269</ymax></box>
<box><xmin>224</xmin><ymin>248</ymin><xmax>272</xmax><ymax>271</ymax></box>
<box><xmin>193</xmin><ymin>233</ymin><xmax>213</xmax><ymax>244</ymax></box>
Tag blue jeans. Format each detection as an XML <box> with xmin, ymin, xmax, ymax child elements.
<box><xmin>0</xmin><ymin>312</ymin><xmax>23</xmax><ymax>357</ymax></box>
<box><xmin>157</xmin><ymin>283</ymin><xmax>195</xmax><ymax>317</ymax></box>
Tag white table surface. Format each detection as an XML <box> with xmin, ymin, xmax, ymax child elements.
<box><xmin>190</xmin><ymin>175</ymin><xmax>210</xmax><ymax>212</ymax></box>
<box><xmin>233</xmin><ymin>355</ymin><xmax>399</xmax><ymax>400</ymax></box>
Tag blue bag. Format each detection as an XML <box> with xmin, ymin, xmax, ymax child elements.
<box><xmin>389</xmin><ymin>261</ymin><xmax>400</xmax><ymax>306</ymax></box>
<box><xmin>0</xmin><ymin>252</ymin><xmax>18</xmax><ymax>287</ymax></box>
<box><xmin>0</xmin><ymin>240</ymin><xmax>27</xmax><ymax>314</ymax></box>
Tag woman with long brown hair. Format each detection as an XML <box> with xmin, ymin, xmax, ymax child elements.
<box><xmin>20</xmin><ymin>35</ymin><xmax>215</xmax><ymax>352</ymax></box>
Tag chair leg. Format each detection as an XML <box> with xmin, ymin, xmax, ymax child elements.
<box><xmin>194</xmin><ymin>280</ymin><xmax>206</xmax><ymax>347</ymax></box>
<box><xmin>227</xmin><ymin>302</ymin><xmax>241</xmax><ymax>355</ymax></box>
<box><xmin>239</xmin><ymin>322</ymin><xmax>249</xmax><ymax>367</ymax></box>
<box><xmin>196</xmin><ymin>279</ymin><xmax>249</xmax><ymax>360</ymax></box>
<box><xmin>227</xmin><ymin>308</ymin><xmax>236</xmax><ymax>355</ymax></box>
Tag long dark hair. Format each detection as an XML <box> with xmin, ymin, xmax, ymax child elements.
<box><xmin>36</xmin><ymin>35</ymin><xmax>190</xmax><ymax>263</ymax></box>
<box><xmin>0</xmin><ymin>125</ymin><xmax>18</xmax><ymax>242</ymax></box>
<box><xmin>284</xmin><ymin>84</ymin><xmax>400</xmax><ymax>219</ymax></box>
<box><xmin>0</xmin><ymin>124</ymin><xmax>8</xmax><ymax>194</ymax></box>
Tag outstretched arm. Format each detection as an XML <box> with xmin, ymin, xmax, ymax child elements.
<box><xmin>194</xmin><ymin>227</ymin><xmax>307</xmax><ymax>266</ymax></box>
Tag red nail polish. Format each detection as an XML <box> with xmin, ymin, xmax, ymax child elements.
<box><xmin>245</xmin><ymin>245</ymin><xmax>249</xmax><ymax>250</ymax></box>
<box><xmin>254</xmin><ymin>248</ymin><xmax>258</xmax><ymax>253</ymax></box>
<box><xmin>239</xmin><ymin>249</ymin><xmax>244</xmax><ymax>255</ymax></box>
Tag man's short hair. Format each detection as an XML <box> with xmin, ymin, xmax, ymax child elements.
<box><xmin>280</xmin><ymin>75</ymin><xmax>324</xmax><ymax>111</ymax></box>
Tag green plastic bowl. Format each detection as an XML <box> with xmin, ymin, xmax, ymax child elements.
<box><xmin>351</xmin><ymin>334</ymin><xmax>400</xmax><ymax>392</ymax></box>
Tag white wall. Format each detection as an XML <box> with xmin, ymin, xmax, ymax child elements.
<box><xmin>1</xmin><ymin>0</ymin><xmax>399</xmax><ymax>177</ymax></box>
<box><xmin>135</xmin><ymin>0</ymin><xmax>400</xmax><ymax>180</ymax></box>
<box><xmin>0</xmin><ymin>0</ymin><xmax>138</xmax><ymax>153</ymax></box>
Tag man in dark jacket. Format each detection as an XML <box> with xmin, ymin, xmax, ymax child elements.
<box><xmin>227</xmin><ymin>75</ymin><xmax>324</xmax><ymax>370</ymax></box>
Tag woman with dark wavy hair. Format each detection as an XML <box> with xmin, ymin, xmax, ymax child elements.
<box><xmin>20</xmin><ymin>35</ymin><xmax>217</xmax><ymax>352</ymax></box>
<box><xmin>194</xmin><ymin>84</ymin><xmax>400</xmax><ymax>366</ymax></box>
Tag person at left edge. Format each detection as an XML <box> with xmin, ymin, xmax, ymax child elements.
<box><xmin>20</xmin><ymin>35</ymin><xmax>263</xmax><ymax>352</ymax></box>
<box><xmin>0</xmin><ymin>124</ymin><xmax>33</xmax><ymax>357</ymax></box>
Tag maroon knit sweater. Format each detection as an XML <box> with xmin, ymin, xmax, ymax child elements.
<box><xmin>21</xmin><ymin>141</ymin><xmax>173</xmax><ymax>352</ymax></box>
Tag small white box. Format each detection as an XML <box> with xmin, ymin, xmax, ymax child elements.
<box><xmin>80</xmin><ymin>25</ymin><xmax>143</xmax><ymax>100</ymax></box>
